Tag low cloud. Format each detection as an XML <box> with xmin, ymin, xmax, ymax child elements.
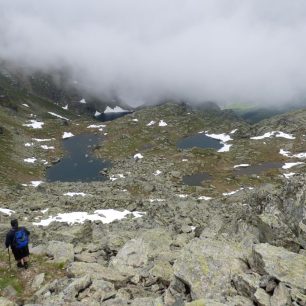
<box><xmin>1</xmin><ymin>0</ymin><xmax>306</xmax><ymax>106</ymax></box>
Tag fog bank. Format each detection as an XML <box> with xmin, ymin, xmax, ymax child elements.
<box><xmin>1</xmin><ymin>0</ymin><xmax>306</xmax><ymax>106</ymax></box>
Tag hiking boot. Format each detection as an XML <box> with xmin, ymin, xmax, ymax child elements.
<box><xmin>17</xmin><ymin>262</ymin><xmax>24</xmax><ymax>268</ymax></box>
<box><xmin>24</xmin><ymin>262</ymin><xmax>28</xmax><ymax>269</ymax></box>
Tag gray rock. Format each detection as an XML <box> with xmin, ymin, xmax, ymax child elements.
<box><xmin>110</xmin><ymin>238</ymin><xmax>147</xmax><ymax>275</ymax></box>
<box><xmin>0</xmin><ymin>297</ymin><xmax>17</xmax><ymax>306</ymax></box>
<box><xmin>68</xmin><ymin>262</ymin><xmax>129</xmax><ymax>286</ymax></box>
<box><xmin>254</xmin><ymin>288</ymin><xmax>271</xmax><ymax>306</ymax></box>
<box><xmin>186</xmin><ymin>300</ymin><xmax>225</xmax><ymax>306</ymax></box>
<box><xmin>173</xmin><ymin>238</ymin><xmax>248</xmax><ymax>300</ymax></box>
<box><xmin>31</xmin><ymin>273</ymin><xmax>45</xmax><ymax>290</ymax></box>
<box><xmin>149</xmin><ymin>260</ymin><xmax>173</xmax><ymax>284</ymax></box>
<box><xmin>101</xmin><ymin>298</ymin><xmax>129</xmax><ymax>305</ymax></box>
<box><xmin>46</xmin><ymin>241</ymin><xmax>74</xmax><ymax>263</ymax></box>
<box><xmin>270</xmin><ymin>283</ymin><xmax>291</xmax><ymax>306</ymax></box>
<box><xmin>232</xmin><ymin>272</ymin><xmax>260</xmax><ymax>299</ymax></box>
<box><xmin>290</xmin><ymin>288</ymin><xmax>306</xmax><ymax>306</ymax></box>
<box><xmin>266</xmin><ymin>279</ymin><xmax>278</xmax><ymax>294</ymax></box>
<box><xmin>2</xmin><ymin>285</ymin><xmax>17</xmax><ymax>298</ymax></box>
<box><xmin>30</xmin><ymin>244</ymin><xmax>47</xmax><ymax>256</ymax></box>
<box><xmin>62</xmin><ymin>275</ymin><xmax>92</xmax><ymax>300</ymax></box>
<box><xmin>227</xmin><ymin>295</ymin><xmax>254</xmax><ymax>306</ymax></box>
<box><xmin>111</xmin><ymin>229</ymin><xmax>172</xmax><ymax>275</ymax></box>
<box><xmin>130</xmin><ymin>297</ymin><xmax>163</xmax><ymax>306</ymax></box>
<box><xmin>252</xmin><ymin>243</ymin><xmax>306</xmax><ymax>290</ymax></box>
<box><xmin>89</xmin><ymin>279</ymin><xmax>116</xmax><ymax>302</ymax></box>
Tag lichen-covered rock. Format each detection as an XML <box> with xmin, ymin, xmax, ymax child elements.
<box><xmin>270</xmin><ymin>283</ymin><xmax>291</xmax><ymax>306</ymax></box>
<box><xmin>31</xmin><ymin>273</ymin><xmax>45</xmax><ymax>290</ymax></box>
<box><xmin>173</xmin><ymin>238</ymin><xmax>248</xmax><ymax>300</ymax></box>
<box><xmin>110</xmin><ymin>229</ymin><xmax>172</xmax><ymax>274</ymax></box>
<box><xmin>61</xmin><ymin>275</ymin><xmax>92</xmax><ymax>301</ymax></box>
<box><xmin>252</xmin><ymin>243</ymin><xmax>306</xmax><ymax>290</ymax></box>
<box><xmin>0</xmin><ymin>297</ymin><xmax>17</xmax><ymax>306</ymax></box>
<box><xmin>254</xmin><ymin>288</ymin><xmax>271</xmax><ymax>306</ymax></box>
<box><xmin>46</xmin><ymin>240</ymin><xmax>74</xmax><ymax>263</ymax></box>
<box><xmin>67</xmin><ymin>262</ymin><xmax>129</xmax><ymax>286</ymax></box>
<box><xmin>232</xmin><ymin>272</ymin><xmax>260</xmax><ymax>299</ymax></box>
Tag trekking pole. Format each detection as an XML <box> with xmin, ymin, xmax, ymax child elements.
<box><xmin>7</xmin><ymin>248</ymin><xmax>11</xmax><ymax>270</ymax></box>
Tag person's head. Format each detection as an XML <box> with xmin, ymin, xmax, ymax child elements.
<box><xmin>11</xmin><ymin>219</ymin><xmax>18</xmax><ymax>229</ymax></box>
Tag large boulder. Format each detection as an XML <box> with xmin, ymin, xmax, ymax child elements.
<box><xmin>110</xmin><ymin>229</ymin><xmax>172</xmax><ymax>275</ymax></box>
<box><xmin>0</xmin><ymin>297</ymin><xmax>17</xmax><ymax>306</ymax></box>
<box><xmin>46</xmin><ymin>241</ymin><xmax>74</xmax><ymax>263</ymax></box>
<box><xmin>67</xmin><ymin>262</ymin><xmax>129</xmax><ymax>286</ymax></box>
<box><xmin>173</xmin><ymin>238</ymin><xmax>248</xmax><ymax>301</ymax></box>
<box><xmin>252</xmin><ymin>243</ymin><xmax>306</xmax><ymax>291</ymax></box>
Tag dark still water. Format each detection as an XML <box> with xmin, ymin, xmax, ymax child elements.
<box><xmin>177</xmin><ymin>134</ymin><xmax>223</xmax><ymax>150</ymax></box>
<box><xmin>182</xmin><ymin>172</ymin><xmax>212</xmax><ymax>186</ymax></box>
<box><xmin>96</xmin><ymin>112</ymin><xmax>131</xmax><ymax>122</ymax></box>
<box><xmin>234</xmin><ymin>162</ymin><xmax>282</xmax><ymax>176</ymax></box>
<box><xmin>46</xmin><ymin>134</ymin><xmax>111</xmax><ymax>182</ymax></box>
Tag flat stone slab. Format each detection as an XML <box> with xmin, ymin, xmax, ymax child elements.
<box><xmin>252</xmin><ymin>243</ymin><xmax>306</xmax><ymax>290</ymax></box>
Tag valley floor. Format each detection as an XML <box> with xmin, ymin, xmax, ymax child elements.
<box><xmin>2</xmin><ymin>103</ymin><xmax>306</xmax><ymax>305</ymax></box>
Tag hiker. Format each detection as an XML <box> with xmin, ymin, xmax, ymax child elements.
<box><xmin>5</xmin><ymin>219</ymin><xmax>30</xmax><ymax>269</ymax></box>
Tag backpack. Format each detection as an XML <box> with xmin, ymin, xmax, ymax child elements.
<box><xmin>13</xmin><ymin>228</ymin><xmax>29</xmax><ymax>249</ymax></box>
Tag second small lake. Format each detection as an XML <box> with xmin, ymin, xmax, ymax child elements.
<box><xmin>177</xmin><ymin>134</ymin><xmax>223</xmax><ymax>150</ymax></box>
<box><xmin>234</xmin><ymin>162</ymin><xmax>283</xmax><ymax>176</ymax></box>
<box><xmin>182</xmin><ymin>172</ymin><xmax>212</xmax><ymax>186</ymax></box>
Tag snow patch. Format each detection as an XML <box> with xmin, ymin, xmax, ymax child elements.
<box><xmin>41</xmin><ymin>208</ymin><xmax>49</xmax><ymax>214</ymax></box>
<box><xmin>153</xmin><ymin>170</ymin><xmax>162</xmax><ymax>176</ymax></box>
<box><xmin>205</xmin><ymin>132</ymin><xmax>233</xmax><ymax>152</ymax></box>
<box><xmin>132</xmin><ymin>119</ymin><xmax>138</xmax><ymax>122</ymax></box>
<box><xmin>31</xmin><ymin>181</ymin><xmax>43</xmax><ymax>187</ymax></box>
<box><xmin>230</xmin><ymin>129</ymin><xmax>238</xmax><ymax>134</ymax></box>
<box><xmin>134</xmin><ymin>153</ymin><xmax>143</xmax><ymax>160</ymax></box>
<box><xmin>33</xmin><ymin>138</ymin><xmax>53</xmax><ymax>142</ymax></box>
<box><xmin>279</xmin><ymin>149</ymin><xmax>306</xmax><ymax>159</ymax></box>
<box><xmin>147</xmin><ymin>121</ymin><xmax>156</xmax><ymax>126</ymax></box>
<box><xmin>0</xmin><ymin>208</ymin><xmax>15</xmax><ymax>216</ymax></box>
<box><xmin>282</xmin><ymin>162</ymin><xmax>305</xmax><ymax>169</ymax></box>
<box><xmin>104</xmin><ymin>106</ymin><xmax>129</xmax><ymax>113</ymax></box>
<box><xmin>24</xmin><ymin>157</ymin><xmax>37</xmax><ymax>163</ymax></box>
<box><xmin>23</xmin><ymin>120</ymin><xmax>44</xmax><ymax>129</ymax></box>
<box><xmin>80</xmin><ymin>98</ymin><xmax>86</xmax><ymax>104</ymax></box>
<box><xmin>62</xmin><ymin>104</ymin><xmax>68</xmax><ymax>110</ymax></box>
<box><xmin>48</xmin><ymin>112</ymin><xmax>69</xmax><ymax>121</ymax></box>
<box><xmin>33</xmin><ymin>209</ymin><xmax>145</xmax><ymax>226</ymax></box>
<box><xmin>218</xmin><ymin>143</ymin><xmax>232</xmax><ymax>152</ymax></box>
<box><xmin>159</xmin><ymin>120</ymin><xmax>167</xmax><ymax>127</ymax></box>
<box><xmin>62</xmin><ymin>132</ymin><xmax>74</xmax><ymax>139</ymax></box>
<box><xmin>87</xmin><ymin>124</ymin><xmax>106</xmax><ymax>129</ymax></box>
<box><xmin>22</xmin><ymin>103</ymin><xmax>29</xmax><ymax>108</ymax></box>
<box><xmin>251</xmin><ymin>131</ymin><xmax>295</xmax><ymax>140</ymax></box>
<box><xmin>149</xmin><ymin>199</ymin><xmax>165</xmax><ymax>203</ymax></box>
<box><xmin>177</xmin><ymin>194</ymin><xmax>188</xmax><ymax>198</ymax></box>
<box><xmin>25</xmin><ymin>143</ymin><xmax>34</xmax><ymax>147</ymax></box>
<box><xmin>283</xmin><ymin>173</ymin><xmax>296</xmax><ymax>178</ymax></box>
<box><xmin>222</xmin><ymin>187</ymin><xmax>253</xmax><ymax>196</ymax></box>
<box><xmin>233</xmin><ymin>164</ymin><xmax>250</xmax><ymax>168</ymax></box>
<box><xmin>94</xmin><ymin>111</ymin><xmax>101</xmax><ymax>117</ymax></box>
<box><xmin>64</xmin><ymin>192</ymin><xmax>87</xmax><ymax>197</ymax></box>
<box><xmin>110</xmin><ymin>174</ymin><xmax>125</xmax><ymax>181</ymax></box>
<box><xmin>198</xmin><ymin>196</ymin><xmax>212</xmax><ymax>200</ymax></box>
<box><xmin>41</xmin><ymin>145</ymin><xmax>54</xmax><ymax>150</ymax></box>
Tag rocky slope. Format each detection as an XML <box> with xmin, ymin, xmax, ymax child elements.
<box><xmin>1</xmin><ymin>93</ymin><xmax>306</xmax><ymax>305</ymax></box>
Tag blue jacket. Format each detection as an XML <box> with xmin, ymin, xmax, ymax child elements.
<box><xmin>5</xmin><ymin>227</ymin><xmax>30</xmax><ymax>249</ymax></box>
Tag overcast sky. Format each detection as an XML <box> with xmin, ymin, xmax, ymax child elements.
<box><xmin>1</xmin><ymin>0</ymin><xmax>306</xmax><ymax>106</ymax></box>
